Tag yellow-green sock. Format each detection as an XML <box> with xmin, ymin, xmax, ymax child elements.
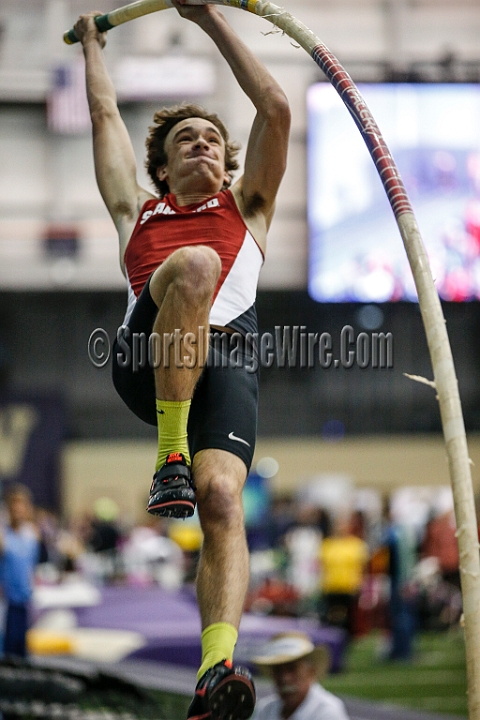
<box><xmin>155</xmin><ymin>399</ymin><xmax>191</xmax><ymax>471</ymax></box>
<box><xmin>197</xmin><ymin>623</ymin><xmax>238</xmax><ymax>681</ymax></box>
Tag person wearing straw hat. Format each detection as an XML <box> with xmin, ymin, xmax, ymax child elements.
<box><xmin>252</xmin><ymin>633</ymin><xmax>349</xmax><ymax>720</ymax></box>
<box><xmin>73</xmin><ymin>1</ymin><xmax>290</xmax><ymax>718</ymax></box>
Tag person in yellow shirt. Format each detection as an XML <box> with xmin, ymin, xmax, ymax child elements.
<box><xmin>319</xmin><ymin>515</ymin><xmax>369</xmax><ymax>639</ymax></box>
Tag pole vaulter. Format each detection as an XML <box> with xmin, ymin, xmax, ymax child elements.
<box><xmin>65</xmin><ymin>3</ymin><xmax>480</xmax><ymax>717</ymax></box>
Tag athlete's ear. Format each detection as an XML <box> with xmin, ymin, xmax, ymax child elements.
<box><xmin>157</xmin><ymin>165</ymin><xmax>168</xmax><ymax>182</ymax></box>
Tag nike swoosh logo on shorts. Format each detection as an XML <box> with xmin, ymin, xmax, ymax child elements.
<box><xmin>228</xmin><ymin>432</ymin><xmax>251</xmax><ymax>447</ymax></box>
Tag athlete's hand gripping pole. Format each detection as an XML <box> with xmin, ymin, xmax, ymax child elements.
<box><xmin>63</xmin><ymin>0</ymin><xmax>226</xmax><ymax>44</ymax></box>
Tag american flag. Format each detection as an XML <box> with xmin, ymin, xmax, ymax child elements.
<box><xmin>47</xmin><ymin>59</ymin><xmax>91</xmax><ymax>135</ymax></box>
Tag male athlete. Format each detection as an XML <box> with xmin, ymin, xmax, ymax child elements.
<box><xmin>74</xmin><ymin>2</ymin><xmax>290</xmax><ymax>718</ymax></box>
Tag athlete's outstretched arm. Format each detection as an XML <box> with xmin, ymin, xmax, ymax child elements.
<box><xmin>74</xmin><ymin>14</ymin><xmax>152</xmax><ymax>258</ymax></box>
<box><xmin>174</xmin><ymin>1</ymin><xmax>290</xmax><ymax>223</ymax></box>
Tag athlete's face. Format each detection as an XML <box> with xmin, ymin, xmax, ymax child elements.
<box><xmin>158</xmin><ymin>117</ymin><xmax>230</xmax><ymax>195</ymax></box>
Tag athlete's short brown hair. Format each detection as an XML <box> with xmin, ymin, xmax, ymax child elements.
<box><xmin>145</xmin><ymin>104</ymin><xmax>241</xmax><ymax>197</ymax></box>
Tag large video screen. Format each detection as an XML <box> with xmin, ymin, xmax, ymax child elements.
<box><xmin>307</xmin><ymin>83</ymin><xmax>480</xmax><ymax>302</ymax></box>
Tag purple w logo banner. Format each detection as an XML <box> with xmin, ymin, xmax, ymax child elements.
<box><xmin>0</xmin><ymin>394</ymin><xmax>66</xmax><ymax>511</ymax></box>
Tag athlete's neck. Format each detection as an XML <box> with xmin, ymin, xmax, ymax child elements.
<box><xmin>171</xmin><ymin>189</ymin><xmax>222</xmax><ymax>207</ymax></box>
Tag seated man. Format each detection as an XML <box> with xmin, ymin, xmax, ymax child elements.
<box><xmin>252</xmin><ymin>632</ymin><xmax>350</xmax><ymax>720</ymax></box>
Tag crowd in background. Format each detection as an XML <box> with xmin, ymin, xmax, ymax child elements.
<box><xmin>0</xmin><ymin>480</ymin><xmax>467</xmax><ymax>663</ymax></box>
<box><xmin>246</xmin><ymin>492</ymin><xmax>463</xmax><ymax>661</ymax></box>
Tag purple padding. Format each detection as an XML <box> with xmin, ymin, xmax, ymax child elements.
<box><xmin>73</xmin><ymin>586</ymin><xmax>346</xmax><ymax>673</ymax></box>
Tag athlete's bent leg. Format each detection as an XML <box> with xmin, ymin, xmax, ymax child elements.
<box><xmin>147</xmin><ymin>246</ymin><xmax>221</xmax><ymax>518</ymax></box>
<box><xmin>149</xmin><ymin>245</ymin><xmax>221</xmax><ymax>403</ymax></box>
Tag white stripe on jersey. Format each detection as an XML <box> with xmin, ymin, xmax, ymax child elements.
<box><xmin>122</xmin><ymin>269</ymin><xmax>138</xmax><ymax>328</ymax></box>
<box><xmin>210</xmin><ymin>230</ymin><xmax>263</xmax><ymax>329</ymax></box>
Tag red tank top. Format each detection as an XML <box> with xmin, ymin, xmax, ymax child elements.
<box><xmin>123</xmin><ymin>189</ymin><xmax>263</xmax><ymax>333</ymax></box>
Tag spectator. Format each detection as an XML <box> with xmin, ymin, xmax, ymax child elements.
<box><xmin>88</xmin><ymin>497</ymin><xmax>122</xmax><ymax>554</ymax></box>
<box><xmin>382</xmin><ymin>503</ymin><xmax>418</xmax><ymax>660</ymax></box>
<box><xmin>267</xmin><ymin>497</ymin><xmax>296</xmax><ymax>548</ymax></box>
<box><xmin>319</xmin><ymin>514</ymin><xmax>369</xmax><ymax>639</ymax></box>
<box><xmin>421</xmin><ymin>507</ymin><xmax>459</xmax><ymax>589</ymax></box>
<box><xmin>122</xmin><ymin>517</ymin><xmax>185</xmax><ymax>588</ymax></box>
<box><xmin>284</xmin><ymin>505</ymin><xmax>322</xmax><ymax>603</ymax></box>
<box><xmin>251</xmin><ymin>632</ymin><xmax>349</xmax><ymax>720</ymax></box>
<box><xmin>0</xmin><ymin>484</ymin><xmax>40</xmax><ymax>658</ymax></box>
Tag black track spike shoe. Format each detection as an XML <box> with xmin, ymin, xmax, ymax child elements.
<box><xmin>187</xmin><ymin>660</ymin><xmax>256</xmax><ymax>720</ymax></box>
<box><xmin>147</xmin><ymin>452</ymin><xmax>196</xmax><ymax>519</ymax></box>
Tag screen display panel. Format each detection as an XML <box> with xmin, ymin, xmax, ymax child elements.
<box><xmin>307</xmin><ymin>83</ymin><xmax>480</xmax><ymax>302</ymax></box>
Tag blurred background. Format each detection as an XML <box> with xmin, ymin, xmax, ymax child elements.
<box><xmin>1</xmin><ymin>0</ymin><xmax>480</xmax><ymax>516</ymax></box>
<box><xmin>0</xmin><ymin>0</ymin><xmax>480</xmax><ymax>717</ymax></box>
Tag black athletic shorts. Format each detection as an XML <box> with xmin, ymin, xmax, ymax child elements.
<box><xmin>112</xmin><ymin>277</ymin><xmax>259</xmax><ymax>470</ymax></box>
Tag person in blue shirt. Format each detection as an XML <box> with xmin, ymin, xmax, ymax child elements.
<box><xmin>0</xmin><ymin>484</ymin><xmax>40</xmax><ymax>658</ymax></box>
